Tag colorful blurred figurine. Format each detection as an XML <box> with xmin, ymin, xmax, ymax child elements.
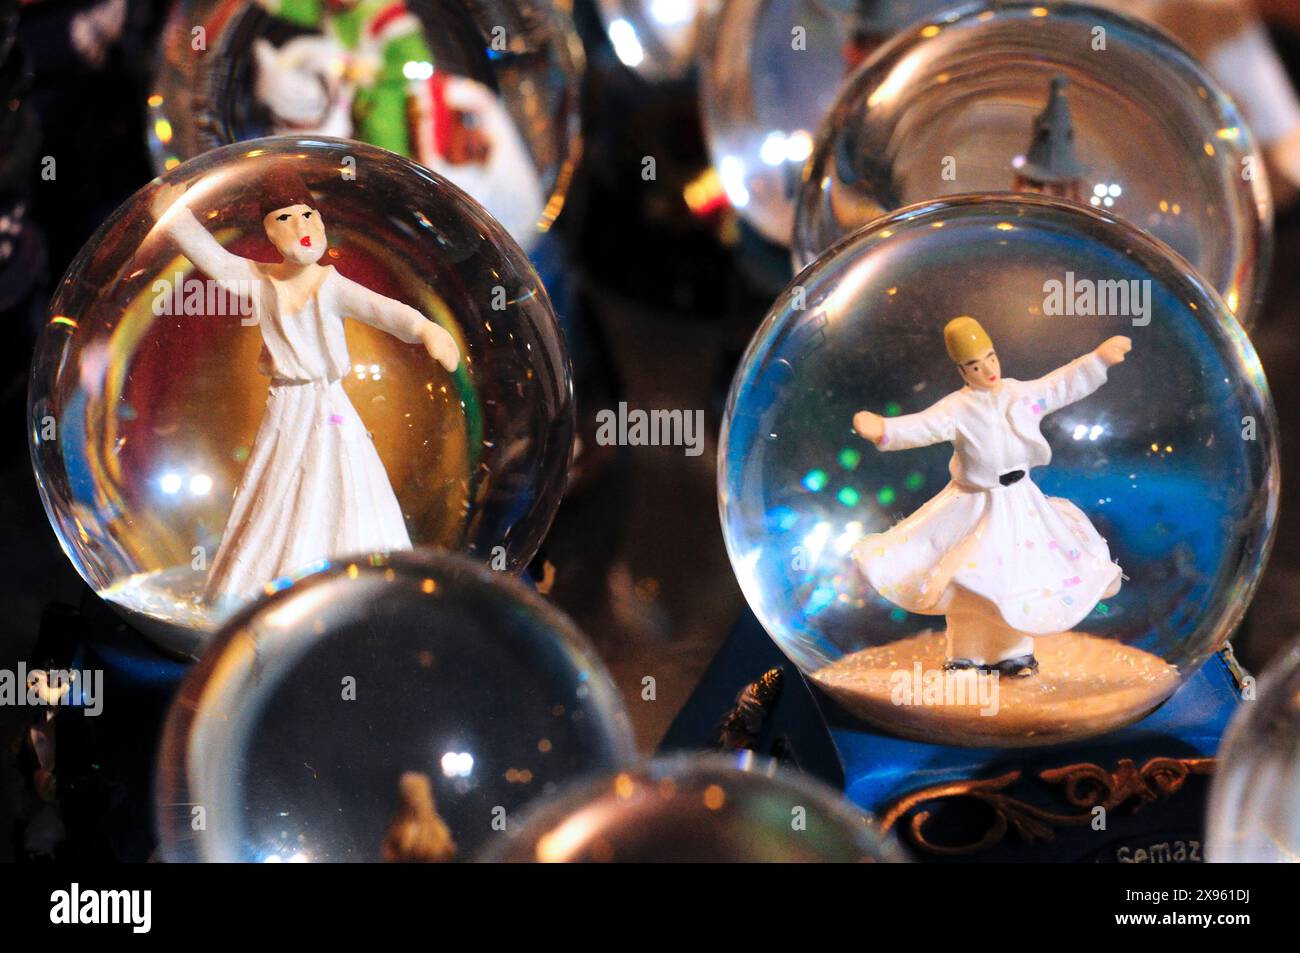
<box><xmin>252</xmin><ymin>0</ymin><xmax>545</xmax><ymax>239</ymax></box>
<box><xmin>149</xmin><ymin>167</ymin><xmax>460</xmax><ymax>607</ymax></box>
<box><xmin>255</xmin><ymin>0</ymin><xmax>451</xmax><ymax>160</ymax></box>
<box><xmin>851</xmin><ymin>317</ymin><xmax>1129</xmax><ymax>677</ymax></box>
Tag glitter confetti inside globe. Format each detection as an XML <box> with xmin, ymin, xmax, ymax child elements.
<box><xmin>147</xmin><ymin>0</ymin><xmax>583</xmax><ymax>250</ymax></box>
<box><xmin>719</xmin><ymin>194</ymin><xmax>1277</xmax><ymax>747</ymax></box>
<box><xmin>481</xmin><ymin>753</ymin><xmax>907</xmax><ymax>862</ymax></box>
<box><xmin>598</xmin><ymin>0</ymin><xmax>707</xmax><ymax>81</ymax></box>
<box><xmin>793</xmin><ymin>1</ymin><xmax>1272</xmax><ymax>325</ymax></box>
<box><xmin>1206</xmin><ymin>641</ymin><xmax>1300</xmax><ymax>862</ymax></box>
<box><xmin>154</xmin><ymin>550</ymin><xmax>634</xmax><ymax>863</ymax></box>
<box><xmin>699</xmin><ymin>0</ymin><xmax>946</xmax><ymax>246</ymax></box>
<box><xmin>29</xmin><ymin>137</ymin><xmax>574</xmax><ymax>658</ymax></box>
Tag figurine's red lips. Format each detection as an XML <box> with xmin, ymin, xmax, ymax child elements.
<box><xmin>299</xmin><ymin>237</ymin><xmax>312</xmax><ymax>247</ymax></box>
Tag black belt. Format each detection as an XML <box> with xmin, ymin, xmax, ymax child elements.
<box><xmin>999</xmin><ymin>469</ymin><xmax>1025</xmax><ymax>486</ymax></box>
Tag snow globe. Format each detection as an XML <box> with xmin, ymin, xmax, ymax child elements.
<box><xmin>146</xmin><ymin>0</ymin><xmax>583</xmax><ymax>250</ymax></box>
<box><xmin>1206</xmin><ymin>640</ymin><xmax>1300</xmax><ymax>862</ymax></box>
<box><xmin>699</xmin><ymin>0</ymin><xmax>943</xmax><ymax>246</ymax></box>
<box><xmin>793</xmin><ymin>1</ymin><xmax>1272</xmax><ymax>326</ymax></box>
<box><xmin>719</xmin><ymin>194</ymin><xmax>1278</xmax><ymax>747</ymax></box>
<box><xmin>29</xmin><ymin>136</ymin><xmax>574</xmax><ymax>657</ymax></box>
<box><xmin>481</xmin><ymin>753</ymin><xmax>907</xmax><ymax>862</ymax></box>
<box><xmin>154</xmin><ymin>550</ymin><xmax>635</xmax><ymax>862</ymax></box>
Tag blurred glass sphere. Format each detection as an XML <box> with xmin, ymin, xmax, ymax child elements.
<box><xmin>1207</xmin><ymin>641</ymin><xmax>1300</xmax><ymax>862</ymax></box>
<box><xmin>147</xmin><ymin>0</ymin><xmax>583</xmax><ymax>250</ymax></box>
<box><xmin>482</xmin><ymin>753</ymin><xmax>906</xmax><ymax>862</ymax></box>
<box><xmin>154</xmin><ymin>550</ymin><xmax>634</xmax><ymax>862</ymax></box>
<box><xmin>719</xmin><ymin>195</ymin><xmax>1277</xmax><ymax>747</ymax></box>
<box><xmin>794</xmin><ymin>1</ymin><xmax>1272</xmax><ymax>325</ymax></box>
<box><xmin>700</xmin><ymin>0</ymin><xmax>943</xmax><ymax>246</ymax></box>
<box><xmin>30</xmin><ymin>137</ymin><xmax>574</xmax><ymax>657</ymax></box>
<box><xmin>598</xmin><ymin>0</ymin><xmax>708</xmax><ymax>81</ymax></box>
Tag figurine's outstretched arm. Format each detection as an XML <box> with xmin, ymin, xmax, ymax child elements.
<box><xmin>1029</xmin><ymin>336</ymin><xmax>1130</xmax><ymax>415</ymax></box>
<box><xmin>160</xmin><ymin>209</ymin><xmax>260</xmax><ymax>290</ymax></box>
<box><xmin>335</xmin><ymin>274</ymin><xmax>460</xmax><ymax>372</ymax></box>
<box><xmin>151</xmin><ymin>184</ymin><xmax>258</xmax><ymax>297</ymax></box>
<box><xmin>855</xmin><ymin>394</ymin><xmax>958</xmax><ymax>451</ymax></box>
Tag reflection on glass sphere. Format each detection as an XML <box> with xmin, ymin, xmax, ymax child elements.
<box><xmin>29</xmin><ymin>137</ymin><xmax>574</xmax><ymax>657</ymax></box>
<box><xmin>720</xmin><ymin>195</ymin><xmax>1277</xmax><ymax>747</ymax></box>
<box><xmin>154</xmin><ymin>550</ymin><xmax>635</xmax><ymax>862</ymax></box>
<box><xmin>794</xmin><ymin>1</ymin><xmax>1272</xmax><ymax>325</ymax></box>
<box><xmin>147</xmin><ymin>0</ymin><xmax>582</xmax><ymax>249</ymax></box>
<box><xmin>482</xmin><ymin>752</ymin><xmax>906</xmax><ymax>862</ymax></box>
<box><xmin>598</xmin><ymin>0</ymin><xmax>708</xmax><ymax>81</ymax></box>
<box><xmin>1207</xmin><ymin>642</ymin><xmax>1300</xmax><ymax>862</ymax></box>
<box><xmin>700</xmin><ymin>0</ymin><xmax>942</xmax><ymax>246</ymax></box>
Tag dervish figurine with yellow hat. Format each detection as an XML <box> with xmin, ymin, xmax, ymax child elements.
<box><xmin>851</xmin><ymin>318</ymin><xmax>1132</xmax><ymax>677</ymax></box>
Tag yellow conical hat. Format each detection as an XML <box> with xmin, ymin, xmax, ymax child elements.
<box><xmin>943</xmin><ymin>316</ymin><xmax>993</xmax><ymax>363</ymax></box>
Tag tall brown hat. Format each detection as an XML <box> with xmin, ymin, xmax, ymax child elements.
<box><xmin>257</xmin><ymin>165</ymin><xmax>316</xmax><ymax>218</ymax></box>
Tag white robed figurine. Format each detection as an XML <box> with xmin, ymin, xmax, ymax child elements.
<box><xmin>851</xmin><ymin>317</ymin><xmax>1130</xmax><ymax>677</ymax></box>
<box><xmin>149</xmin><ymin>168</ymin><xmax>460</xmax><ymax>609</ymax></box>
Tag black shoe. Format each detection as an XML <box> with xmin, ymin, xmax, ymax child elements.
<box><xmin>943</xmin><ymin>655</ymin><xmax>1039</xmax><ymax>678</ymax></box>
<box><xmin>989</xmin><ymin>654</ymin><xmax>1039</xmax><ymax>678</ymax></box>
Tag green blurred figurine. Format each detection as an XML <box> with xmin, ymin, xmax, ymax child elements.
<box><xmin>252</xmin><ymin>0</ymin><xmax>545</xmax><ymax>241</ymax></box>
<box><xmin>256</xmin><ymin>0</ymin><xmax>488</xmax><ymax>163</ymax></box>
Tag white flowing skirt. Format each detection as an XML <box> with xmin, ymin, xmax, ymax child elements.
<box><xmin>852</xmin><ymin>477</ymin><xmax>1121</xmax><ymax>635</ymax></box>
<box><xmin>203</xmin><ymin>378</ymin><xmax>412</xmax><ymax>606</ymax></box>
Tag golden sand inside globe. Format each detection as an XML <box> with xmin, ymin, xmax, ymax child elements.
<box><xmin>810</xmin><ymin>630</ymin><xmax>1180</xmax><ymax>747</ymax></box>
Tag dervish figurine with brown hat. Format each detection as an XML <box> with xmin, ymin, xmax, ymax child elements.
<box><xmin>149</xmin><ymin>164</ymin><xmax>460</xmax><ymax>609</ymax></box>
<box><xmin>850</xmin><ymin>317</ymin><xmax>1132</xmax><ymax>677</ymax></box>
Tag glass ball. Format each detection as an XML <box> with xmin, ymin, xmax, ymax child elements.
<box><xmin>719</xmin><ymin>195</ymin><xmax>1278</xmax><ymax>748</ymax></box>
<box><xmin>481</xmin><ymin>753</ymin><xmax>907</xmax><ymax>862</ymax></box>
<box><xmin>154</xmin><ymin>550</ymin><xmax>635</xmax><ymax>862</ymax></box>
<box><xmin>29</xmin><ymin>136</ymin><xmax>574</xmax><ymax>657</ymax></box>
<box><xmin>1206</xmin><ymin>641</ymin><xmax>1300</xmax><ymax>862</ymax></box>
<box><xmin>146</xmin><ymin>0</ymin><xmax>583</xmax><ymax>250</ymax></box>
<box><xmin>699</xmin><ymin>0</ymin><xmax>944</xmax><ymax>246</ymax></box>
<box><xmin>598</xmin><ymin>0</ymin><xmax>707</xmax><ymax>81</ymax></box>
<box><xmin>793</xmin><ymin>1</ymin><xmax>1272</xmax><ymax>326</ymax></box>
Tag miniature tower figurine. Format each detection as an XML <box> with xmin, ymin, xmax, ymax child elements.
<box><xmin>1013</xmin><ymin>75</ymin><xmax>1087</xmax><ymax>202</ymax></box>
<box><xmin>851</xmin><ymin>317</ymin><xmax>1130</xmax><ymax>677</ymax></box>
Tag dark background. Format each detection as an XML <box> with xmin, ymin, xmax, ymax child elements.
<box><xmin>1</xmin><ymin>0</ymin><xmax>1297</xmax><ymax>861</ymax></box>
